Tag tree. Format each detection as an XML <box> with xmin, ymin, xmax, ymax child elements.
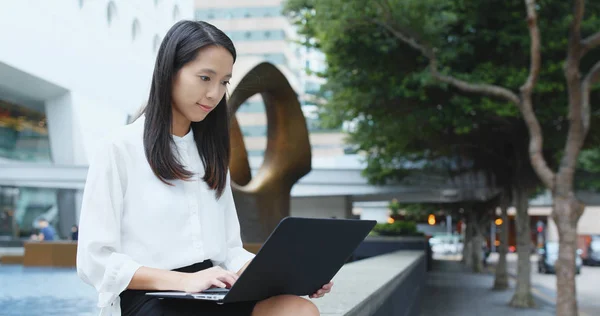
<box><xmin>375</xmin><ymin>2</ymin><xmax>599</xmax><ymax>314</ymax></box>
<box><xmin>284</xmin><ymin>0</ymin><xmax>600</xmax><ymax>313</ymax></box>
<box><xmin>494</xmin><ymin>193</ymin><xmax>511</xmax><ymax>290</ymax></box>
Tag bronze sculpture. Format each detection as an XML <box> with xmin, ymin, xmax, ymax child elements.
<box><xmin>228</xmin><ymin>62</ymin><xmax>312</xmax><ymax>243</ymax></box>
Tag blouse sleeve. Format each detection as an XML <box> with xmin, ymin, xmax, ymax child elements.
<box><xmin>216</xmin><ymin>171</ymin><xmax>255</xmax><ymax>273</ymax></box>
<box><xmin>76</xmin><ymin>139</ymin><xmax>142</xmax><ymax>310</ymax></box>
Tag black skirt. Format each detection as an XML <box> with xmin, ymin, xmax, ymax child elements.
<box><xmin>120</xmin><ymin>260</ymin><xmax>257</xmax><ymax>316</ymax></box>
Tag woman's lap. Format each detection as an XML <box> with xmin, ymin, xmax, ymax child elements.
<box><xmin>121</xmin><ymin>294</ymin><xmax>256</xmax><ymax>316</ymax></box>
<box><xmin>120</xmin><ymin>261</ymin><xmax>256</xmax><ymax>316</ymax></box>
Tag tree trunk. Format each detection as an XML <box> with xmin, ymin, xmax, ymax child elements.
<box><xmin>471</xmin><ymin>225</ymin><xmax>484</xmax><ymax>273</ymax></box>
<box><xmin>509</xmin><ymin>188</ymin><xmax>535</xmax><ymax>308</ymax></box>
<box><xmin>462</xmin><ymin>212</ymin><xmax>474</xmax><ymax>268</ymax></box>
<box><xmin>553</xmin><ymin>192</ymin><xmax>584</xmax><ymax>316</ymax></box>
<box><xmin>470</xmin><ymin>208</ymin><xmax>488</xmax><ymax>273</ymax></box>
<box><xmin>494</xmin><ymin>194</ymin><xmax>510</xmax><ymax>290</ymax></box>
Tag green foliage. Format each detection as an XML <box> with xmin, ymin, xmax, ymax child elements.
<box><xmin>372</xmin><ymin>220</ymin><xmax>422</xmax><ymax>236</ymax></box>
<box><xmin>580</xmin><ymin>149</ymin><xmax>600</xmax><ymax>173</ymax></box>
<box><xmin>388</xmin><ymin>199</ymin><xmax>401</xmax><ymax>215</ymax></box>
<box><xmin>283</xmin><ymin>0</ymin><xmax>600</xmax><ymax>189</ymax></box>
<box><xmin>576</xmin><ymin>148</ymin><xmax>600</xmax><ymax>191</ymax></box>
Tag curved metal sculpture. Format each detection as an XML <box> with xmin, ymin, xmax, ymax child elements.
<box><xmin>228</xmin><ymin>62</ymin><xmax>312</xmax><ymax>243</ymax></box>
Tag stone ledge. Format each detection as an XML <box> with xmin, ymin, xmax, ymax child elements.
<box><xmin>313</xmin><ymin>250</ymin><xmax>425</xmax><ymax>316</ymax></box>
<box><xmin>0</xmin><ymin>254</ymin><xmax>24</xmax><ymax>264</ymax></box>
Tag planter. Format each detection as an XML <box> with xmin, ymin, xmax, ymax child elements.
<box><xmin>351</xmin><ymin>235</ymin><xmax>433</xmax><ymax>270</ymax></box>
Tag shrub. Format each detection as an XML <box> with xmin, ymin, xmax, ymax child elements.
<box><xmin>372</xmin><ymin>220</ymin><xmax>422</xmax><ymax>236</ymax></box>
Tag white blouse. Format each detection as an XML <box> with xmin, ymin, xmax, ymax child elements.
<box><xmin>76</xmin><ymin>116</ymin><xmax>255</xmax><ymax>316</ymax></box>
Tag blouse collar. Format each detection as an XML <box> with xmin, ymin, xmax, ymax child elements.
<box><xmin>172</xmin><ymin>127</ymin><xmax>194</xmax><ymax>145</ymax></box>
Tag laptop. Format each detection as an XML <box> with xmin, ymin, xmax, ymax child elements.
<box><xmin>146</xmin><ymin>217</ymin><xmax>376</xmax><ymax>304</ymax></box>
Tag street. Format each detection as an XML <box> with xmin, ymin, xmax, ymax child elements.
<box><xmin>491</xmin><ymin>253</ymin><xmax>600</xmax><ymax>315</ymax></box>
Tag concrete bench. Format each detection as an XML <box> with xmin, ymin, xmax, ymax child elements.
<box><xmin>313</xmin><ymin>250</ymin><xmax>426</xmax><ymax>316</ymax></box>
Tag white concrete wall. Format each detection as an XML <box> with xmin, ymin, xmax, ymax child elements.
<box><xmin>291</xmin><ymin>196</ymin><xmax>350</xmax><ymax>219</ymax></box>
<box><xmin>360</xmin><ymin>208</ymin><xmax>390</xmax><ymax>224</ymax></box>
<box><xmin>0</xmin><ymin>0</ymin><xmax>194</xmax><ymax>165</ymax></box>
<box><xmin>45</xmin><ymin>93</ymin><xmax>76</xmax><ymax>164</ymax></box>
<box><xmin>545</xmin><ymin>207</ymin><xmax>600</xmax><ymax>242</ymax></box>
<box><xmin>0</xmin><ymin>0</ymin><xmax>193</xmax><ymax>230</ymax></box>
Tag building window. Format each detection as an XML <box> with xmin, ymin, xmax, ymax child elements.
<box><xmin>245</xmin><ymin>32</ymin><xmax>251</xmax><ymax>39</ymax></box>
<box><xmin>194</xmin><ymin>6</ymin><xmax>282</xmax><ymax>21</ymax></box>
<box><xmin>153</xmin><ymin>35</ymin><xmax>161</xmax><ymax>53</ymax></box>
<box><xmin>237</xmin><ymin>101</ymin><xmax>265</xmax><ymax>113</ymax></box>
<box><xmin>241</xmin><ymin>126</ymin><xmax>268</xmax><ymax>137</ymax></box>
<box><xmin>264</xmin><ymin>31</ymin><xmax>271</xmax><ymax>38</ymax></box>
<box><xmin>107</xmin><ymin>1</ymin><xmax>117</xmax><ymax>26</ymax></box>
<box><xmin>0</xmin><ymin>186</ymin><xmax>65</xmax><ymax>240</ymax></box>
<box><xmin>131</xmin><ymin>19</ymin><xmax>141</xmax><ymax>41</ymax></box>
<box><xmin>173</xmin><ymin>5</ymin><xmax>180</xmax><ymax>21</ymax></box>
<box><xmin>0</xmin><ymin>100</ymin><xmax>51</xmax><ymax>162</ymax></box>
<box><xmin>78</xmin><ymin>0</ymin><xmax>84</xmax><ymax>9</ymax></box>
<box><xmin>154</xmin><ymin>0</ymin><xmax>161</xmax><ymax>7</ymax></box>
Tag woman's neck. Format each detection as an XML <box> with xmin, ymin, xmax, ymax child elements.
<box><xmin>171</xmin><ymin>109</ymin><xmax>191</xmax><ymax>137</ymax></box>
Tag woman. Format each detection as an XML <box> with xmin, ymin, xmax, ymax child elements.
<box><xmin>76</xmin><ymin>20</ymin><xmax>331</xmax><ymax>316</ymax></box>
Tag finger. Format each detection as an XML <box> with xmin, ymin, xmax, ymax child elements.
<box><xmin>211</xmin><ymin>280</ymin><xmax>227</xmax><ymax>288</ymax></box>
<box><xmin>218</xmin><ymin>275</ymin><xmax>237</xmax><ymax>287</ymax></box>
<box><xmin>324</xmin><ymin>282</ymin><xmax>334</xmax><ymax>289</ymax></box>
<box><xmin>220</xmin><ymin>270</ymin><xmax>239</xmax><ymax>281</ymax></box>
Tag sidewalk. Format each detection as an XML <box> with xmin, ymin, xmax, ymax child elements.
<box><xmin>420</xmin><ymin>259</ymin><xmax>555</xmax><ymax>316</ymax></box>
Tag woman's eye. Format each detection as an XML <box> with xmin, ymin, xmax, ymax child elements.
<box><xmin>222</xmin><ymin>81</ymin><xmax>230</xmax><ymax>86</ymax></box>
<box><xmin>200</xmin><ymin>76</ymin><xmax>210</xmax><ymax>81</ymax></box>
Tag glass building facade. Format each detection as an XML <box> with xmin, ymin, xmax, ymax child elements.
<box><xmin>0</xmin><ymin>186</ymin><xmax>67</xmax><ymax>240</ymax></box>
<box><xmin>0</xmin><ymin>99</ymin><xmax>66</xmax><ymax>241</ymax></box>
<box><xmin>0</xmin><ymin>99</ymin><xmax>51</xmax><ymax>163</ymax></box>
<box><xmin>195</xmin><ymin>6</ymin><xmax>282</xmax><ymax>20</ymax></box>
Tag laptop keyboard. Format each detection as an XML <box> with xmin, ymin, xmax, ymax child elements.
<box><xmin>202</xmin><ymin>288</ymin><xmax>230</xmax><ymax>294</ymax></box>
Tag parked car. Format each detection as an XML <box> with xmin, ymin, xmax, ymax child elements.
<box><xmin>429</xmin><ymin>234</ymin><xmax>463</xmax><ymax>255</ymax></box>
<box><xmin>537</xmin><ymin>241</ymin><xmax>582</xmax><ymax>274</ymax></box>
<box><xmin>584</xmin><ymin>236</ymin><xmax>600</xmax><ymax>266</ymax></box>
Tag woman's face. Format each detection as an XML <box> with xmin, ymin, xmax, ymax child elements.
<box><xmin>171</xmin><ymin>45</ymin><xmax>234</xmax><ymax>123</ymax></box>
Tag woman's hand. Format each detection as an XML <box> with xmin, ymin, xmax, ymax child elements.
<box><xmin>178</xmin><ymin>266</ymin><xmax>239</xmax><ymax>293</ymax></box>
<box><xmin>309</xmin><ymin>281</ymin><xmax>333</xmax><ymax>299</ymax></box>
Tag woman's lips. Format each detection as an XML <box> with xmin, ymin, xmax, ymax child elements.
<box><xmin>197</xmin><ymin>103</ymin><xmax>213</xmax><ymax>112</ymax></box>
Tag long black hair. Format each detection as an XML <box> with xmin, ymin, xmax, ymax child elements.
<box><xmin>143</xmin><ymin>20</ymin><xmax>236</xmax><ymax>198</ymax></box>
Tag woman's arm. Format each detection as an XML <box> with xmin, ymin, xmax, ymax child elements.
<box><xmin>130</xmin><ymin>265</ymin><xmax>240</xmax><ymax>293</ymax></box>
<box><xmin>215</xmin><ymin>172</ymin><xmax>256</xmax><ymax>273</ymax></box>
<box><xmin>128</xmin><ymin>267</ymin><xmax>185</xmax><ymax>291</ymax></box>
<box><xmin>76</xmin><ymin>139</ymin><xmax>142</xmax><ymax>308</ymax></box>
